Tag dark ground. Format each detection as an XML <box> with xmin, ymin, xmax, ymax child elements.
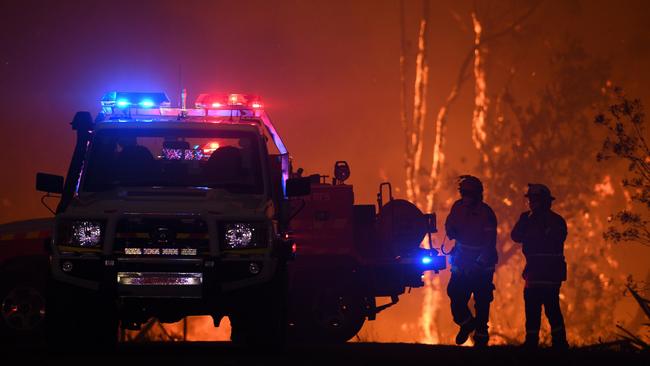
<box><xmin>4</xmin><ymin>341</ymin><xmax>648</xmax><ymax>366</ymax></box>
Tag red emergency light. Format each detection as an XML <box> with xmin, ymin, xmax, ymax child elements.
<box><xmin>195</xmin><ymin>93</ymin><xmax>263</xmax><ymax>110</ymax></box>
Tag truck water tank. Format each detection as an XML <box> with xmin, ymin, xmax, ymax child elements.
<box><xmin>376</xmin><ymin>199</ymin><xmax>427</xmax><ymax>257</ymax></box>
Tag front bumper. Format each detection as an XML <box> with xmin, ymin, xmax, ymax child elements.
<box><xmin>51</xmin><ymin>254</ymin><xmax>276</xmax><ymax>298</ymax></box>
<box><xmin>117</xmin><ymin>271</ymin><xmax>203</xmax><ymax>298</ymax></box>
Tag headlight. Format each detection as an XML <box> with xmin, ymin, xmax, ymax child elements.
<box><xmin>58</xmin><ymin>220</ymin><xmax>104</xmax><ymax>248</ymax></box>
<box><xmin>221</xmin><ymin>223</ymin><xmax>267</xmax><ymax>249</ymax></box>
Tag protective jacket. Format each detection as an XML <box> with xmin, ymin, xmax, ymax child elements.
<box><xmin>445</xmin><ymin>199</ymin><xmax>498</xmax><ymax>272</ymax></box>
<box><xmin>511</xmin><ymin>210</ymin><xmax>567</xmax><ymax>286</ymax></box>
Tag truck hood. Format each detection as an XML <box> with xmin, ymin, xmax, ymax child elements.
<box><xmin>65</xmin><ymin>187</ymin><xmax>274</xmax><ymax>219</ymax></box>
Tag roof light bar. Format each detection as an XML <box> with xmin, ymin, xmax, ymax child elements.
<box><xmin>99</xmin><ymin>90</ymin><xmax>266</xmax><ymax>122</ymax></box>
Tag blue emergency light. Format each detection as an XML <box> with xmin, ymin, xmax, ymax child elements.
<box><xmin>421</xmin><ymin>256</ymin><xmax>433</xmax><ymax>265</ymax></box>
<box><xmin>101</xmin><ymin>91</ymin><xmax>171</xmax><ymax>109</ymax></box>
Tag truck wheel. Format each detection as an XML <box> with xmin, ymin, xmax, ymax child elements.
<box><xmin>308</xmin><ymin>289</ymin><xmax>366</xmax><ymax>343</ymax></box>
<box><xmin>46</xmin><ymin>282</ymin><xmax>118</xmax><ymax>352</ymax></box>
<box><xmin>230</xmin><ymin>265</ymin><xmax>288</xmax><ymax>349</ymax></box>
<box><xmin>0</xmin><ymin>277</ymin><xmax>47</xmax><ymax>344</ymax></box>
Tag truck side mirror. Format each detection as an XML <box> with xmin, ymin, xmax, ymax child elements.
<box><xmin>36</xmin><ymin>173</ymin><xmax>64</xmax><ymax>194</ymax></box>
<box><xmin>286</xmin><ymin>177</ymin><xmax>311</xmax><ymax>197</ymax></box>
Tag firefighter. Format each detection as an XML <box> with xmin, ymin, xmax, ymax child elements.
<box><xmin>511</xmin><ymin>183</ymin><xmax>569</xmax><ymax>349</ymax></box>
<box><xmin>445</xmin><ymin>175</ymin><xmax>498</xmax><ymax>347</ymax></box>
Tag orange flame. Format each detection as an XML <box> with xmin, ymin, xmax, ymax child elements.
<box><xmin>409</xmin><ymin>16</ymin><xmax>430</xmax><ymax>203</ymax></box>
<box><xmin>471</xmin><ymin>13</ymin><xmax>489</xmax><ymax>155</ymax></box>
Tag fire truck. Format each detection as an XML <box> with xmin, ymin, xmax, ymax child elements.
<box><xmin>0</xmin><ymin>91</ymin><xmax>445</xmax><ymax>347</ymax></box>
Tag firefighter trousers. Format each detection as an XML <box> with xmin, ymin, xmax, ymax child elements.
<box><xmin>447</xmin><ymin>270</ymin><xmax>495</xmax><ymax>336</ymax></box>
<box><xmin>524</xmin><ymin>286</ymin><xmax>566</xmax><ymax>344</ymax></box>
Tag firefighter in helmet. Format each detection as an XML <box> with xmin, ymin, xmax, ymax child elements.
<box><xmin>445</xmin><ymin>175</ymin><xmax>498</xmax><ymax>347</ymax></box>
<box><xmin>511</xmin><ymin>183</ymin><xmax>569</xmax><ymax>349</ymax></box>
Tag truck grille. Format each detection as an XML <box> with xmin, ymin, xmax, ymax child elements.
<box><xmin>114</xmin><ymin>218</ymin><xmax>209</xmax><ymax>256</ymax></box>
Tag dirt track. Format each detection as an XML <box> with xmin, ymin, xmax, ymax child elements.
<box><xmin>5</xmin><ymin>341</ymin><xmax>648</xmax><ymax>366</ymax></box>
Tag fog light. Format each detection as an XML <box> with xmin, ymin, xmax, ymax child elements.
<box><xmin>62</xmin><ymin>261</ymin><xmax>73</xmax><ymax>272</ymax></box>
<box><xmin>248</xmin><ymin>262</ymin><xmax>260</xmax><ymax>275</ymax></box>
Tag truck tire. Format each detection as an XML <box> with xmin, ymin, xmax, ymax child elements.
<box><xmin>306</xmin><ymin>287</ymin><xmax>366</xmax><ymax>343</ymax></box>
<box><xmin>45</xmin><ymin>281</ymin><xmax>118</xmax><ymax>352</ymax></box>
<box><xmin>0</xmin><ymin>275</ymin><xmax>47</xmax><ymax>344</ymax></box>
<box><xmin>230</xmin><ymin>264</ymin><xmax>288</xmax><ymax>350</ymax></box>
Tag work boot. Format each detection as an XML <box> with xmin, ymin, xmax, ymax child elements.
<box><xmin>551</xmin><ymin>330</ymin><xmax>568</xmax><ymax>351</ymax></box>
<box><xmin>455</xmin><ymin>318</ymin><xmax>476</xmax><ymax>345</ymax></box>
<box><xmin>473</xmin><ymin>331</ymin><xmax>488</xmax><ymax>348</ymax></box>
<box><xmin>522</xmin><ymin>334</ymin><xmax>539</xmax><ymax>350</ymax></box>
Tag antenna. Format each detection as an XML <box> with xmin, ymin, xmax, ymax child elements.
<box><xmin>177</xmin><ymin>64</ymin><xmax>188</xmax><ymax>118</ymax></box>
<box><xmin>177</xmin><ymin>64</ymin><xmax>182</xmax><ymax>108</ymax></box>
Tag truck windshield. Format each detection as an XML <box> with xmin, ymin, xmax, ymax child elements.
<box><xmin>82</xmin><ymin>129</ymin><xmax>264</xmax><ymax>194</ymax></box>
